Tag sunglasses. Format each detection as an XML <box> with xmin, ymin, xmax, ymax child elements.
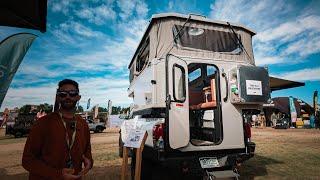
<box><xmin>57</xmin><ymin>90</ymin><xmax>79</xmax><ymax>98</ymax></box>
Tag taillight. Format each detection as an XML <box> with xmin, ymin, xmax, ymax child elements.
<box><xmin>153</xmin><ymin>123</ymin><xmax>164</xmax><ymax>149</ymax></box>
<box><xmin>244</xmin><ymin>122</ymin><xmax>251</xmax><ymax>142</ymax></box>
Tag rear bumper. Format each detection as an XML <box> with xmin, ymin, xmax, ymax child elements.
<box><xmin>142</xmin><ymin>143</ymin><xmax>256</xmax><ymax>175</ymax></box>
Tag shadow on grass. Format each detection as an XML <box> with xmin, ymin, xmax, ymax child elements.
<box><xmin>239</xmin><ymin>154</ymin><xmax>284</xmax><ymax>179</ymax></box>
<box><xmin>0</xmin><ymin>168</ymin><xmax>28</xmax><ymax>180</ymax></box>
<box><xmin>0</xmin><ymin>166</ymin><xmax>123</xmax><ymax>180</ymax></box>
<box><xmin>86</xmin><ymin>165</ymin><xmax>122</xmax><ymax>180</ymax></box>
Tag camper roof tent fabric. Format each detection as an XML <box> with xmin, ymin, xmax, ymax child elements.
<box><xmin>128</xmin><ymin>13</ymin><xmax>256</xmax><ymax>69</ymax></box>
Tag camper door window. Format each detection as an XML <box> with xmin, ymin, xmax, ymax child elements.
<box><xmin>173</xmin><ymin>64</ymin><xmax>186</xmax><ymax>102</ymax></box>
<box><xmin>173</xmin><ymin>25</ymin><xmax>241</xmax><ymax>53</ymax></box>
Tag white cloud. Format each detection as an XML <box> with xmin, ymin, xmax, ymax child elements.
<box><xmin>65</xmin><ymin>37</ymin><xmax>139</xmax><ymax>70</ymax></box>
<box><xmin>76</xmin><ymin>4</ymin><xmax>116</xmax><ymax>25</ymax></box>
<box><xmin>168</xmin><ymin>1</ymin><xmax>173</xmax><ymax>10</ymax></box>
<box><xmin>210</xmin><ymin>0</ymin><xmax>320</xmax><ymax>65</ymax></box>
<box><xmin>256</xmin><ymin>15</ymin><xmax>320</xmax><ymax>43</ymax></box>
<box><xmin>283</xmin><ymin>35</ymin><xmax>320</xmax><ymax>57</ymax></box>
<box><xmin>51</xmin><ymin>21</ymin><xmax>105</xmax><ymax>45</ymax></box>
<box><xmin>276</xmin><ymin>67</ymin><xmax>320</xmax><ymax>81</ymax></box>
<box><xmin>255</xmin><ymin>55</ymin><xmax>285</xmax><ymax>66</ymax></box>
<box><xmin>117</xmin><ymin>0</ymin><xmax>149</xmax><ymax>20</ymax></box>
<box><xmin>50</xmin><ymin>0</ymin><xmax>75</xmax><ymax>15</ymax></box>
<box><xmin>1</xmin><ymin>75</ymin><xmax>131</xmax><ymax>111</ymax></box>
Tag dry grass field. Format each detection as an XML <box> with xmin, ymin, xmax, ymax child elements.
<box><xmin>0</xmin><ymin>127</ymin><xmax>319</xmax><ymax>179</ymax></box>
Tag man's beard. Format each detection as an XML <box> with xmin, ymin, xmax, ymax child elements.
<box><xmin>60</xmin><ymin>99</ymin><xmax>77</xmax><ymax>111</ymax></box>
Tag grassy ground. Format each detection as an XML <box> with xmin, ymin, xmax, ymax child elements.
<box><xmin>0</xmin><ymin>128</ymin><xmax>319</xmax><ymax>179</ymax></box>
<box><xmin>239</xmin><ymin>128</ymin><xmax>320</xmax><ymax>179</ymax></box>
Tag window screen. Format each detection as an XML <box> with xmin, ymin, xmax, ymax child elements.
<box><xmin>173</xmin><ymin>25</ymin><xmax>241</xmax><ymax>53</ymax></box>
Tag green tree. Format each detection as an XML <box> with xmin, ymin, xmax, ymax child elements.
<box><xmin>111</xmin><ymin>106</ymin><xmax>121</xmax><ymax>114</ymax></box>
<box><xmin>98</xmin><ymin>107</ymin><xmax>108</xmax><ymax>112</ymax></box>
<box><xmin>19</xmin><ymin>105</ymin><xmax>31</xmax><ymax>114</ymax></box>
<box><xmin>77</xmin><ymin>105</ymin><xmax>84</xmax><ymax>113</ymax></box>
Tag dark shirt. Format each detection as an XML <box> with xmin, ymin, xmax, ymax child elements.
<box><xmin>22</xmin><ymin>112</ymin><xmax>93</xmax><ymax>179</ymax></box>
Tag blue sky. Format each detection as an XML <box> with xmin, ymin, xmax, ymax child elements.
<box><xmin>0</xmin><ymin>0</ymin><xmax>319</xmax><ymax>111</ymax></box>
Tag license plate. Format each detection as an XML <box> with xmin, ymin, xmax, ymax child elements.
<box><xmin>199</xmin><ymin>157</ymin><xmax>220</xmax><ymax>168</ymax></box>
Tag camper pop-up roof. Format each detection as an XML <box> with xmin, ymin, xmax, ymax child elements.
<box><xmin>128</xmin><ymin>13</ymin><xmax>304</xmax><ymax>91</ymax></box>
<box><xmin>128</xmin><ymin>13</ymin><xmax>256</xmax><ymax>81</ymax></box>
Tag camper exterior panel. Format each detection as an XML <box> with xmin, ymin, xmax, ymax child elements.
<box><xmin>131</xmin><ymin>66</ymin><xmax>153</xmax><ymax>107</ymax></box>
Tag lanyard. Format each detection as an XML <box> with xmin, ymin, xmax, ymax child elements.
<box><xmin>59</xmin><ymin>112</ymin><xmax>77</xmax><ymax>151</ymax></box>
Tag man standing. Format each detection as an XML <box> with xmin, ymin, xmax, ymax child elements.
<box><xmin>22</xmin><ymin>79</ymin><xmax>93</xmax><ymax>179</ymax></box>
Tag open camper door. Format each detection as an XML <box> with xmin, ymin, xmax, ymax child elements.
<box><xmin>166</xmin><ymin>54</ymin><xmax>189</xmax><ymax>149</ymax></box>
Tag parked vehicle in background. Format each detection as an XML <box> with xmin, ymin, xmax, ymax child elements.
<box><xmin>86</xmin><ymin>119</ymin><xmax>106</xmax><ymax>133</ymax></box>
<box><xmin>275</xmin><ymin>117</ymin><xmax>290</xmax><ymax>129</ymax></box>
<box><xmin>6</xmin><ymin>113</ymin><xmax>36</xmax><ymax>138</ymax></box>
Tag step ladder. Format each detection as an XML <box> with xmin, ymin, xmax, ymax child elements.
<box><xmin>206</xmin><ymin>170</ymin><xmax>240</xmax><ymax>180</ymax></box>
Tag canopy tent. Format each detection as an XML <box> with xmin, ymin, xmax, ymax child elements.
<box><xmin>269</xmin><ymin>76</ymin><xmax>305</xmax><ymax>92</ymax></box>
<box><xmin>0</xmin><ymin>33</ymin><xmax>37</xmax><ymax>108</ymax></box>
<box><xmin>0</xmin><ymin>0</ymin><xmax>47</xmax><ymax>32</ymax></box>
<box><xmin>264</xmin><ymin>97</ymin><xmax>314</xmax><ymax>117</ymax></box>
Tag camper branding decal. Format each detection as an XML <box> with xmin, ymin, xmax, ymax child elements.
<box><xmin>246</xmin><ymin>80</ymin><xmax>262</xmax><ymax>96</ymax></box>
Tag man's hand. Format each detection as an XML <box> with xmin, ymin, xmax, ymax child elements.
<box><xmin>62</xmin><ymin>168</ymin><xmax>80</xmax><ymax>180</ymax></box>
<box><xmin>79</xmin><ymin>155</ymin><xmax>92</xmax><ymax>176</ymax></box>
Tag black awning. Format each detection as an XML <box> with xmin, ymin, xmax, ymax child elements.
<box><xmin>0</xmin><ymin>0</ymin><xmax>47</xmax><ymax>32</ymax></box>
<box><xmin>270</xmin><ymin>76</ymin><xmax>305</xmax><ymax>91</ymax></box>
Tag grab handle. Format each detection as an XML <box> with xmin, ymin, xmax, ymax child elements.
<box><xmin>222</xmin><ymin>72</ymin><xmax>228</xmax><ymax>102</ymax></box>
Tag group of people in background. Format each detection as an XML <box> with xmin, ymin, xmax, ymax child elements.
<box><xmin>251</xmin><ymin>113</ymin><xmax>267</xmax><ymax>127</ymax></box>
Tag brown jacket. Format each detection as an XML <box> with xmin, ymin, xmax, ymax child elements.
<box><xmin>22</xmin><ymin>112</ymin><xmax>93</xmax><ymax>179</ymax></box>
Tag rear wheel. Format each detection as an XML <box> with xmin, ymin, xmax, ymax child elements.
<box><xmin>94</xmin><ymin>126</ymin><xmax>103</xmax><ymax>133</ymax></box>
<box><xmin>14</xmin><ymin>131</ymin><xmax>22</xmax><ymax>138</ymax></box>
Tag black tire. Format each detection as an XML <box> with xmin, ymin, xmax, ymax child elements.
<box><xmin>94</xmin><ymin>126</ymin><xmax>103</xmax><ymax>133</ymax></box>
<box><xmin>14</xmin><ymin>131</ymin><xmax>22</xmax><ymax>138</ymax></box>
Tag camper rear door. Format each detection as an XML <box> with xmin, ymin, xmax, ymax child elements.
<box><xmin>166</xmin><ymin>55</ymin><xmax>189</xmax><ymax>149</ymax></box>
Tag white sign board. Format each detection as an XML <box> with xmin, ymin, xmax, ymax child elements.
<box><xmin>246</xmin><ymin>80</ymin><xmax>262</xmax><ymax>96</ymax></box>
<box><xmin>124</xmin><ymin>130</ymin><xmax>146</xmax><ymax>148</ymax></box>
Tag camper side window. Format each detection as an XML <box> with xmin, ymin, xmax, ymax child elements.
<box><xmin>136</xmin><ymin>38</ymin><xmax>150</xmax><ymax>72</ymax></box>
<box><xmin>173</xmin><ymin>64</ymin><xmax>186</xmax><ymax>102</ymax></box>
<box><xmin>129</xmin><ymin>66</ymin><xmax>134</xmax><ymax>82</ymax></box>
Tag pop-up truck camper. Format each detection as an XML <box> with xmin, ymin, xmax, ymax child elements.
<box><xmin>119</xmin><ymin>13</ymin><xmax>304</xmax><ymax>179</ymax></box>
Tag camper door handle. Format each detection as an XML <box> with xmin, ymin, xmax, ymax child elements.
<box><xmin>222</xmin><ymin>72</ymin><xmax>228</xmax><ymax>102</ymax></box>
<box><xmin>166</xmin><ymin>94</ymin><xmax>171</xmax><ymax>109</ymax></box>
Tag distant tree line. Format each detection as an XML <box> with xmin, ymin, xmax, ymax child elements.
<box><xmin>16</xmin><ymin>104</ymin><xmax>128</xmax><ymax>115</ymax></box>
<box><xmin>95</xmin><ymin>106</ymin><xmax>129</xmax><ymax>115</ymax></box>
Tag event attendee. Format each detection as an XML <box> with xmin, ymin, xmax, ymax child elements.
<box><xmin>271</xmin><ymin>112</ymin><xmax>277</xmax><ymax>127</ymax></box>
<box><xmin>22</xmin><ymin>79</ymin><xmax>93</xmax><ymax>179</ymax></box>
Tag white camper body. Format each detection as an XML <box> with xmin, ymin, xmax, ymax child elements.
<box><xmin>121</xmin><ymin>13</ymin><xmax>267</xmax><ymax>178</ymax></box>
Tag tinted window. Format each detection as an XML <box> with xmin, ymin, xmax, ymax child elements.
<box><xmin>207</xmin><ymin>65</ymin><xmax>216</xmax><ymax>76</ymax></box>
<box><xmin>189</xmin><ymin>68</ymin><xmax>201</xmax><ymax>82</ymax></box>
